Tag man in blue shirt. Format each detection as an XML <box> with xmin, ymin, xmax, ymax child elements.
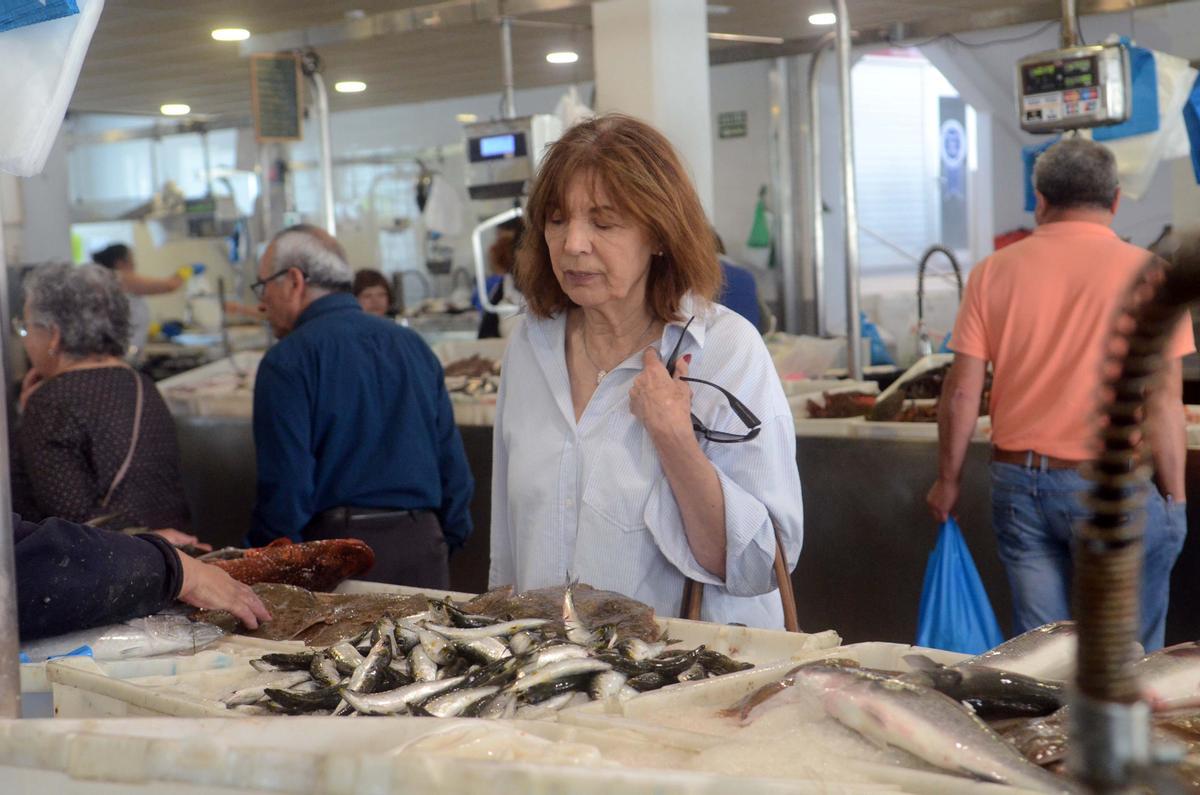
<box><xmin>249</xmin><ymin>225</ymin><xmax>473</xmax><ymax>587</ymax></box>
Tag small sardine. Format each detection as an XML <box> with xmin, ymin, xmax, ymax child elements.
<box><xmin>476</xmin><ymin>691</ymin><xmax>518</xmax><ymax>720</ymax></box>
<box><xmin>511</xmin><ymin>658</ymin><xmax>612</xmax><ymax>694</ymax></box>
<box><xmin>223</xmin><ymin>671</ymin><xmax>310</xmax><ymax>706</ymax></box>
<box><xmin>418</xmin><ymin>628</ymin><xmax>456</xmax><ymax>665</ymax></box>
<box><xmin>589</xmin><ymin>670</ymin><xmax>628</xmax><ymax>700</ymax></box>
<box><xmin>509</xmin><ymin>631</ymin><xmax>536</xmax><ymax>657</ymax></box>
<box><xmin>250</xmin><ymin>651</ymin><xmax>316</xmax><ymax>672</ymax></box>
<box><xmin>524</xmin><ymin>643</ymin><xmax>591</xmax><ymax>671</ymax></box>
<box><xmin>445</xmin><ymin>600</ymin><xmax>500</xmax><ymax>629</ymax></box>
<box><xmin>455</xmin><ymin>636</ymin><xmax>511</xmax><ymax>665</ymax></box>
<box><xmin>329</xmin><ymin>642</ymin><xmax>366</xmax><ymax>675</ymax></box>
<box><xmin>418</xmin><ymin>686</ymin><xmax>501</xmax><ymax>718</ymax></box>
<box><xmin>677</xmin><ymin>663</ymin><xmax>707</xmax><ymax>683</ymax></box>
<box><xmin>515</xmin><ymin>691</ymin><xmax>576</xmax><ymax>719</ymax></box>
<box><xmin>562</xmin><ymin>582</ymin><xmax>597</xmax><ymax>646</ymax></box>
<box><xmin>346</xmin><ymin>636</ymin><xmax>391</xmax><ymax>694</ymax></box>
<box><xmin>420</xmin><ymin>619</ymin><xmax>552</xmax><ymax>641</ymax></box>
<box><xmin>309</xmin><ymin>653</ymin><xmax>342</xmax><ymax>687</ymax></box>
<box><xmin>409</xmin><ymin>644</ymin><xmax>439</xmax><ymax>682</ymax></box>
<box><xmin>264</xmin><ymin>684</ymin><xmax>343</xmax><ymax>713</ymax></box>
<box><xmin>626</xmin><ymin>671</ymin><xmax>668</xmax><ymax>692</ymax></box>
<box><xmin>618</xmin><ymin>638</ymin><xmax>667</xmax><ymax>662</ymax></box>
<box><xmin>339</xmin><ymin>676</ymin><xmax>466</xmax><ymax>716</ymax></box>
<box><xmin>901</xmin><ymin>654</ymin><xmax>1065</xmax><ymax>720</ymax></box>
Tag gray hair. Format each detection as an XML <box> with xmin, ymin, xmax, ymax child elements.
<box><xmin>25</xmin><ymin>263</ymin><xmax>130</xmax><ymax>357</ymax></box>
<box><xmin>266</xmin><ymin>227</ymin><xmax>353</xmax><ymax>292</ymax></box>
<box><xmin>1033</xmin><ymin>137</ymin><xmax>1119</xmax><ymax>211</ymax></box>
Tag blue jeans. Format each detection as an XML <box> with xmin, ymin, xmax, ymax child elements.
<box><xmin>990</xmin><ymin>461</ymin><xmax>1187</xmax><ymax>652</ymax></box>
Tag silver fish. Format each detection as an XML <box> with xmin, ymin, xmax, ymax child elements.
<box><xmin>515</xmin><ymin>691</ymin><xmax>576</xmax><ymax>719</ymax></box>
<box><xmin>455</xmin><ymin>636</ymin><xmax>511</xmax><ymax>665</ymax></box>
<box><xmin>562</xmin><ymin>582</ymin><xmax>596</xmax><ymax>646</ymax></box>
<box><xmin>677</xmin><ymin>663</ymin><xmax>707</xmax><ymax>683</ymax></box>
<box><xmin>375</xmin><ymin>617</ymin><xmax>398</xmax><ymax>658</ymax></box>
<box><xmin>409</xmin><ymin>644</ymin><xmax>439</xmax><ymax>682</ymax></box>
<box><xmin>791</xmin><ymin>663</ymin><xmax>1074</xmax><ymax>793</ymax></box>
<box><xmin>1134</xmin><ymin>642</ymin><xmax>1200</xmax><ymax>711</ymax></box>
<box><xmin>329</xmin><ymin>642</ymin><xmax>366</xmax><ymax>672</ymax></box>
<box><xmin>394</xmin><ymin>621</ymin><xmax>421</xmax><ymax>652</ymax></box>
<box><xmin>421</xmin><ymin>685</ymin><xmax>501</xmax><ymax>718</ymax></box>
<box><xmin>419</xmin><ymin>619</ymin><xmax>551</xmax><ymax>641</ymax></box>
<box><xmin>956</xmin><ymin>622</ymin><xmax>1080</xmax><ymax>681</ymax></box>
<box><xmin>418</xmin><ymin>628</ymin><xmax>456</xmax><ymax>665</ymax></box>
<box><xmin>525</xmin><ymin>643</ymin><xmax>591</xmax><ymax>670</ymax></box>
<box><xmin>339</xmin><ymin>676</ymin><xmax>466</xmax><ymax>716</ymax></box>
<box><xmin>477</xmin><ymin>691</ymin><xmax>518</xmax><ymax>720</ymax></box>
<box><xmin>223</xmin><ymin>671</ymin><xmax>310</xmax><ymax>706</ymax></box>
<box><xmin>618</xmin><ymin>638</ymin><xmax>668</xmax><ymax>661</ymax></box>
<box><xmin>387</xmin><ymin>656</ymin><xmax>411</xmax><ymax>680</ymax></box>
<box><xmin>589</xmin><ymin>670</ymin><xmax>628</xmax><ymax>700</ymax></box>
<box><xmin>309</xmin><ymin>654</ymin><xmax>342</xmax><ymax>687</ymax></box>
<box><xmin>346</xmin><ymin>636</ymin><xmax>391</xmax><ymax>694</ymax></box>
<box><xmin>511</xmin><ymin>658</ymin><xmax>612</xmax><ymax>694</ymax></box>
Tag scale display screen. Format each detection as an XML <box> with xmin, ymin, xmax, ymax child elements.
<box><xmin>469</xmin><ymin>132</ymin><xmax>528</xmax><ymax>162</ymax></box>
<box><xmin>1022</xmin><ymin>56</ymin><xmax>1097</xmax><ymax>94</ymax></box>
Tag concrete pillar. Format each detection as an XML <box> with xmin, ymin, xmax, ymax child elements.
<box><xmin>592</xmin><ymin>0</ymin><xmax>714</xmax><ymax>215</ymax></box>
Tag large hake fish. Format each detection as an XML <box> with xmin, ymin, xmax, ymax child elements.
<box><xmin>956</xmin><ymin>621</ymin><xmax>1080</xmax><ymax>681</ymax></box>
<box><xmin>1134</xmin><ymin>641</ymin><xmax>1200</xmax><ymax>712</ymax></box>
<box><xmin>792</xmin><ymin>663</ymin><xmax>1076</xmax><ymax>793</ymax></box>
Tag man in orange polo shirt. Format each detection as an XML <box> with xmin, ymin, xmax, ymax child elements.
<box><xmin>927</xmin><ymin>138</ymin><xmax>1192</xmax><ymax>651</ymax></box>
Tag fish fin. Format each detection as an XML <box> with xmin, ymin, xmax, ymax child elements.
<box><xmin>265</xmin><ymin>538</ymin><xmax>292</xmax><ymax>548</ymax></box>
<box><xmin>902</xmin><ymin>654</ymin><xmax>945</xmax><ymax>672</ymax></box>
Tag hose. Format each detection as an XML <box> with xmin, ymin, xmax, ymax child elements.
<box><xmin>915</xmin><ymin>244</ymin><xmax>963</xmax><ymax>332</ymax></box>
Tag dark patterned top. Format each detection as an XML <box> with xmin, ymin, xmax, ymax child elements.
<box><xmin>12</xmin><ymin>367</ymin><xmax>191</xmax><ymax>531</ymax></box>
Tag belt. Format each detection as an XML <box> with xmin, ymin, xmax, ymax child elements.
<box><xmin>312</xmin><ymin>507</ymin><xmax>432</xmax><ymax>525</ymax></box>
<box><xmin>992</xmin><ymin>448</ymin><xmax>1088</xmax><ymax>470</ymax></box>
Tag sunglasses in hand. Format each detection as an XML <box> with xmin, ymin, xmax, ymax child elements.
<box><xmin>664</xmin><ymin>316</ymin><xmax>761</xmax><ymax>444</ymax></box>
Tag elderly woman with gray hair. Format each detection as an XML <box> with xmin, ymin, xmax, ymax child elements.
<box><xmin>13</xmin><ymin>263</ymin><xmax>194</xmax><ymax>536</ymax></box>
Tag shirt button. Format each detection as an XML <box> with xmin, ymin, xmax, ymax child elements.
<box><xmin>565</xmin><ymin>498</ymin><xmax>575</xmax><ymax>508</ymax></box>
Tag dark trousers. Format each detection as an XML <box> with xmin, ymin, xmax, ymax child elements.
<box><xmin>304</xmin><ymin>507</ymin><xmax>449</xmax><ymax>589</ymax></box>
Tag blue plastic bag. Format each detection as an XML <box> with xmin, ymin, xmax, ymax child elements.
<box><xmin>1183</xmin><ymin>73</ymin><xmax>1200</xmax><ymax>184</ymax></box>
<box><xmin>859</xmin><ymin>312</ymin><xmax>895</xmax><ymax>366</ymax></box>
<box><xmin>915</xmin><ymin>518</ymin><xmax>1004</xmax><ymax>655</ymax></box>
<box><xmin>1093</xmin><ymin>41</ymin><xmax>1159</xmax><ymax>141</ymax></box>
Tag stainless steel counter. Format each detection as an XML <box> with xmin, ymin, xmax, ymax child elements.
<box><xmin>173</xmin><ymin>416</ymin><xmax>1199</xmax><ymax>645</ymax></box>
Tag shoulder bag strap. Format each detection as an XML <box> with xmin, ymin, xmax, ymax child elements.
<box><xmin>680</xmin><ymin>517</ymin><xmax>799</xmax><ymax>632</ymax></box>
<box><xmin>100</xmin><ymin>367</ymin><xmax>145</xmax><ymax>509</ymax></box>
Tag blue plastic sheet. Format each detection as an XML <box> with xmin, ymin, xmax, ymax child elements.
<box><xmin>1094</xmin><ymin>42</ymin><xmax>1159</xmax><ymax>141</ymax></box>
<box><xmin>915</xmin><ymin>518</ymin><xmax>1004</xmax><ymax>655</ymax></box>
<box><xmin>1022</xmin><ymin>137</ymin><xmax>1059</xmax><ymax>212</ymax></box>
<box><xmin>0</xmin><ymin>0</ymin><xmax>78</xmax><ymax>33</ymax></box>
<box><xmin>1184</xmin><ymin>73</ymin><xmax>1200</xmax><ymax>184</ymax></box>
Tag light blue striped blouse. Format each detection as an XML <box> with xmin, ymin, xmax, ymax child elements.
<box><xmin>489</xmin><ymin>295</ymin><xmax>804</xmax><ymax>628</ymax></box>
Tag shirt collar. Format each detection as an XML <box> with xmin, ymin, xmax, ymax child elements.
<box><xmin>1032</xmin><ymin>220</ymin><xmax>1118</xmax><ymax>239</ymax></box>
<box><xmin>295</xmin><ymin>292</ymin><xmax>359</xmax><ymax>328</ymax></box>
<box><xmin>526</xmin><ymin>293</ymin><xmax>711</xmax><ymax>361</ymax></box>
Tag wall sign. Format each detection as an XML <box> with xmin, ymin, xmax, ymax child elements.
<box><xmin>251</xmin><ymin>53</ymin><xmax>304</xmax><ymax>143</ymax></box>
<box><xmin>718</xmin><ymin>110</ymin><xmax>748</xmax><ymax>139</ymax></box>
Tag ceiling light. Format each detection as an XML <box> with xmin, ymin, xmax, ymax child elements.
<box><xmin>211</xmin><ymin>28</ymin><xmax>250</xmax><ymax>42</ymax></box>
<box><xmin>160</xmin><ymin>103</ymin><xmax>191</xmax><ymax>116</ymax></box>
<box><xmin>546</xmin><ymin>51</ymin><xmax>579</xmax><ymax>64</ymax></box>
<box><xmin>456</xmin><ymin>113</ymin><xmax>478</xmax><ymax>123</ymax></box>
<box><xmin>808</xmin><ymin>12</ymin><xmax>836</xmax><ymax>26</ymax></box>
<box><xmin>334</xmin><ymin>81</ymin><xmax>367</xmax><ymax>93</ymax></box>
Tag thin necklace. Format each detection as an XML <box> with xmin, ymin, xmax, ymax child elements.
<box><xmin>581</xmin><ymin>316</ymin><xmax>656</xmax><ymax>385</ymax></box>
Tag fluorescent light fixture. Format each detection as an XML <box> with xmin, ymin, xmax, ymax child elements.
<box><xmin>211</xmin><ymin>28</ymin><xmax>250</xmax><ymax>41</ymax></box>
<box><xmin>160</xmin><ymin>103</ymin><xmax>191</xmax><ymax>116</ymax></box>
<box><xmin>334</xmin><ymin>80</ymin><xmax>367</xmax><ymax>93</ymax></box>
<box><xmin>456</xmin><ymin>113</ymin><xmax>478</xmax><ymax>123</ymax></box>
<box><xmin>808</xmin><ymin>12</ymin><xmax>836</xmax><ymax>25</ymax></box>
<box><xmin>546</xmin><ymin>51</ymin><xmax>579</xmax><ymax>64</ymax></box>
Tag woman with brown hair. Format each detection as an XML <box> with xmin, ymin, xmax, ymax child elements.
<box><xmin>352</xmin><ymin>269</ymin><xmax>395</xmax><ymax>317</ymax></box>
<box><xmin>489</xmin><ymin>115</ymin><xmax>803</xmax><ymax>628</ymax></box>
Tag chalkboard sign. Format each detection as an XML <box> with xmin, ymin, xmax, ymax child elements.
<box><xmin>250</xmin><ymin>53</ymin><xmax>303</xmax><ymax>142</ymax></box>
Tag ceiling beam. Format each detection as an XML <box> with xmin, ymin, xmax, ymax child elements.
<box><xmin>239</xmin><ymin>0</ymin><xmax>594</xmax><ymax>56</ymax></box>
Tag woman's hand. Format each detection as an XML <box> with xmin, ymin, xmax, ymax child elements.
<box><xmin>151</xmin><ymin>528</ymin><xmax>213</xmax><ymax>552</ymax></box>
<box><xmin>176</xmin><ymin>553</ymin><xmax>271</xmax><ymax>629</ymax></box>
<box><xmin>629</xmin><ymin>348</ymin><xmax>694</xmax><ymax>444</ymax></box>
<box><xmin>19</xmin><ymin>368</ymin><xmax>44</xmax><ymax>411</ymax></box>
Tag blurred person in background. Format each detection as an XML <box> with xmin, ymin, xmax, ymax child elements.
<box><xmin>478</xmin><ymin>218</ymin><xmax>522</xmax><ymax>339</ymax></box>
<box><xmin>353</xmin><ymin>269</ymin><xmax>395</xmax><ymax>318</ymax></box>
<box><xmin>93</xmin><ymin>243</ymin><xmax>194</xmax><ymax>355</ymax></box>
<box><xmin>13</xmin><ymin>263</ymin><xmax>194</xmax><ymax>538</ymax></box>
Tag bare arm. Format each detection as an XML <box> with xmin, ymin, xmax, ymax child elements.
<box><xmin>1145</xmin><ymin>356</ymin><xmax>1186</xmax><ymax>501</ymax></box>
<box><xmin>120</xmin><ymin>270</ymin><xmax>183</xmax><ymax>296</ymax></box>
<box><xmin>927</xmin><ymin>353</ymin><xmax>987</xmax><ymax>521</ymax></box>
<box><xmin>630</xmin><ymin>351</ymin><xmax>727</xmax><ymax>578</ymax></box>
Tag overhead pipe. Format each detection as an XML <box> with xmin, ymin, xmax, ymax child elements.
<box><xmin>500</xmin><ymin>16</ymin><xmax>517</xmax><ymax>119</ymax></box>
<box><xmin>805</xmin><ymin>33</ymin><xmax>835</xmax><ymax>337</ymax></box>
<box><xmin>0</xmin><ymin>221</ymin><xmax>21</xmax><ymax>719</ymax></box>
<box><xmin>834</xmin><ymin>0</ymin><xmax>862</xmax><ymax>379</ymax></box>
<box><xmin>769</xmin><ymin>57</ymin><xmax>798</xmax><ymax>333</ymax></box>
<box><xmin>305</xmin><ymin>61</ymin><xmax>337</xmax><ymax>236</ymax></box>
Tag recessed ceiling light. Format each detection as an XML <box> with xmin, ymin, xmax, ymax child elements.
<box><xmin>211</xmin><ymin>28</ymin><xmax>250</xmax><ymax>41</ymax></box>
<box><xmin>456</xmin><ymin>113</ymin><xmax>478</xmax><ymax>123</ymax></box>
<box><xmin>334</xmin><ymin>81</ymin><xmax>367</xmax><ymax>93</ymax></box>
<box><xmin>546</xmin><ymin>51</ymin><xmax>579</xmax><ymax>64</ymax></box>
<box><xmin>808</xmin><ymin>12</ymin><xmax>836</xmax><ymax>26</ymax></box>
<box><xmin>160</xmin><ymin>103</ymin><xmax>191</xmax><ymax>116</ymax></box>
